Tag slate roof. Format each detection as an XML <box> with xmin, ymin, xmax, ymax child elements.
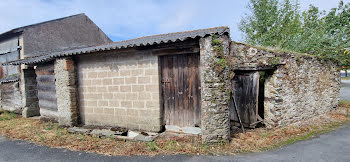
<box><xmin>3</xmin><ymin>26</ymin><xmax>230</xmax><ymax>65</ymax></box>
<box><xmin>0</xmin><ymin>13</ymin><xmax>86</xmax><ymax>41</ymax></box>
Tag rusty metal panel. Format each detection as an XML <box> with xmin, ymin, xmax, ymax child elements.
<box><xmin>0</xmin><ymin>37</ymin><xmax>19</xmax><ymax>54</ymax></box>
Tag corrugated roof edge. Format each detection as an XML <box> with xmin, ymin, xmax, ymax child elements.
<box><xmin>0</xmin><ymin>76</ymin><xmax>20</xmax><ymax>84</ymax></box>
<box><xmin>3</xmin><ymin>26</ymin><xmax>230</xmax><ymax>65</ymax></box>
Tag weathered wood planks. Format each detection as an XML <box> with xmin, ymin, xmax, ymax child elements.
<box><xmin>161</xmin><ymin>53</ymin><xmax>201</xmax><ymax>127</ymax></box>
<box><xmin>231</xmin><ymin>71</ymin><xmax>259</xmax><ymax>128</ymax></box>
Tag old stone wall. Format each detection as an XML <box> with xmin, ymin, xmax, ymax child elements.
<box><xmin>200</xmin><ymin>34</ymin><xmax>231</xmax><ymax>143</ymax></box>
<box><xmin>230</xmin><ymin>42</ymin><xmax>340</xmax><ymax>128</ymax></box>
<box><xmin>21</xmin><ymin>67</ymin><xmax>39</xmax><ymax>118</ymax></box>
<box><xmin>77</xmin><ymin>50</ymin><xmax>161</xmax><ymax>132</ymax></box>
<box><xmin>55</xmin><ymin>58</ymin><xmax>79</xmax><ymax>126</ymax></box>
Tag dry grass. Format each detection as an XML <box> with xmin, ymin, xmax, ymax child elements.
<box><xmin>341</xmin><ymin>77</ymin><xmax>350</xmax><ymax>80</ymax></box>
<box><xmin>0</xmin><ymin>102</ymin><xmax>350</xmax><ymax>156</ymax></box>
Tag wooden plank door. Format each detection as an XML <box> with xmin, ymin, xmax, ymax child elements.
<box><xmin>161</xmin><ymin>53</ymin><xmax>201</xmax><ymax>127</ymax></box>
<box><xmin>231</xmin><ymin>71</ymin><xmax>259</xmax><ymax>128</ymax></box>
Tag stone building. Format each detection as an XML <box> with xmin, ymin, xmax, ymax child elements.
<box><xmin>3</xmin><ymin>26</ymin><xmax>340</xmax><ymax>143</ymax></box>
<box><xmin>0</xmin><ymin>14</ymin><xmax>112</xmax><ymax>116</ymax></box>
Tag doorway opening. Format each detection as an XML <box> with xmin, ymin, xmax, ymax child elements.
<box><xmin>230</xmin><ymin>70</ymin><xmax>273</xmax><ymax>131</ymax></box>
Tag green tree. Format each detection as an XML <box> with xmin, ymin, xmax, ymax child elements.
<box><xmin>239</xmin><ymin>0</ymin><xmax>350</xmax><ymax>71</ymax></box>
<box><xmin>239</xmin><ymin>0</ymin><xmax>302</xmax><ymax>49</ymax></box>
<box><xmin>239</xmin><ymin>0</ymin><xmax>280</xmax><ymax>46</ymax></box>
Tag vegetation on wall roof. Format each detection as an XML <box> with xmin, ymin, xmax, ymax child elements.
<box><xmin>239</xmin><ymin>0</ymin><xmax>350</xmax><ymax>67</ymax></box>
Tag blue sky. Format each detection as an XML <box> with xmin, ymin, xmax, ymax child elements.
<box><xmin>0</xmin><ymin>0</ymin><xmax>348</xmax><ymax>42</ymax></box>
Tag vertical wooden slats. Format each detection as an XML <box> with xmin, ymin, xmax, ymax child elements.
<box><xmin>161</xmin><ymin>56</ymin><xmax>170</xmax><ymax>125</ymax></box>
<box><xmin>230</xmin><ymin>71</ymin><xmax>259</xmax><ymax>127</ymax></box>
<box><xmin>188</xmin><ymin>54</ymin><xmax>195</xmax><ymax>126</ymax></box>
<box><xmin>183</xmin><ymin>54</ymin><xmax>190</xmax><ymax>127</ymax></box>
<box><xmin>169</xmin><ymin>56</ymin><xmax>175</xmax><ymax>125</ymax></box>
<box><xmin>177</xmin><ymin>55</ymin><xmax>184</xmax><ymax>126</ymax></box>
<box><xmin>161</xmin><ymin>53</ymin><xmax>201</xmax><ymax>127</ymax></box>
<box><xmin>194</xmin><ymin>54</ymin><xmax>201</xmax><ymax>126</ymax></box>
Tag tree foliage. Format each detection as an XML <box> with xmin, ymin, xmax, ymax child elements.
<box><xmin>239</xmin><ymin>0</ymin><xmax>350</xmax><ymax>69</ymax></box>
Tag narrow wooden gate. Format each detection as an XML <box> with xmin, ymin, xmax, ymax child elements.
<box><xmin>231</xmin><ymin>71</ymin><xmax>260</xmax><ymax>128</ymax></box>
<box><xmin>160</xmin><ymin>53</ymin><xmax>201</xmax><ymax>127</ymax></box>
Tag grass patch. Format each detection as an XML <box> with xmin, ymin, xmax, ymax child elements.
<box><xmin>0</xmin><ymin>104</ymin><xmax>349</xmax><ymax>156</ymax></box>
<box><xmin>341</xmin><ymin>77</ymin><xmax>350</xmax><ymax>80</ymax></box>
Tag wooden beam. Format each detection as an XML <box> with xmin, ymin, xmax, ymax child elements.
<box><xmin>152</xmin><ymin>47</ymin><xmax>200</xmax><ymax>56</ymax></box>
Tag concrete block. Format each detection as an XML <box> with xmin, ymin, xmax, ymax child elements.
<box><xmin>137</xmin><ymin>77</ymin><xmax>150</xmax><ymax>84</ymax></box>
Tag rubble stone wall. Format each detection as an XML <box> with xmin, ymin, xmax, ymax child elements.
<box><xmin>21</xmin><ymin>67</ymin><xmax>40</xmax><ymax>118</ymax></box>
<box><xmin>200</xmin><ymin>34</ymin><xmax>231</xmax><ymax>143</ymax></box>
<box><xmin>55</xmin><ymin>58</ymin><xmax>79</xmax><ymax>126</ymax></box>
<box><xmin>230</xmin><ymin>42</ymin><xmax>340</xmax><ymax>128</ymax></box>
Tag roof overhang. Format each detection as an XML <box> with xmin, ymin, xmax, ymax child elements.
<box><xmin>3</xmin><ymin>26</ymin><xmax>230</xmax><ymax>66</ymax></box>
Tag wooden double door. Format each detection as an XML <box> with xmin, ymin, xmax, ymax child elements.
<box><xmin>160</xmin><ymin>53</ymin><xmax>201</xmax><ymax>127</ymax></box>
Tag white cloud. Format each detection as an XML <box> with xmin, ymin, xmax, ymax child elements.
<box><xmin>0</xmin><ymin>0</ymin><xmax>348</xmax><ymax>42</ymax></box>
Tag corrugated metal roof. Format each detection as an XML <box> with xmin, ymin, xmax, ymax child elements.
<box><xmin>3</xmin><ymin>26</ymin><xmax>229</xmax><ymax>65</ymax></box>
<box><xmin>0</xmin><ymin>76</ymin><xmax>20</xmax><ymax>84</ymax></box>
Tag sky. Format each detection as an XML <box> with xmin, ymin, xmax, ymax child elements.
<box><xmin>0</xmin><ymin>0</ymin><xmax>348</xmax><ymax>42</ymax></box>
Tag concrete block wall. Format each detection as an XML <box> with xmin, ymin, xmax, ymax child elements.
<box><xmin>77</xmin><ymin>51</ymin><xmax>161</xmax><ymax>132</ymax></box>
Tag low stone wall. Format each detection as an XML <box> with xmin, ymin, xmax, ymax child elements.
<box><xmin>230</xmin><ymin>42</ymin><xmax>340</xmax><ymax>128</ymax></box>
<box><xmin>263</xmin><ymin>55</ymin><xmax>340</xmax><ymax>128</ymax></box>
<box><xmin>77</xmin><ymin>51</ymin><xmax>161</xmax><ymax>132</ymax></box>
